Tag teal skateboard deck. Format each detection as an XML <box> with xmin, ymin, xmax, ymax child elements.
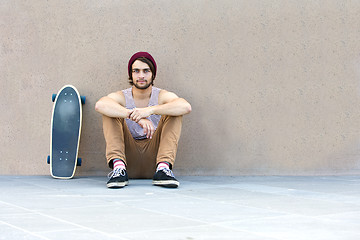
<box><xmin>48</xmin><ymin>85</ymin><xmax>85</xmax><ymax>179</ymax></box>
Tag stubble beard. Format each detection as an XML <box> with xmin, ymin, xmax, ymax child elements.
<box><xmin>133</xmin><ymin>79</ymin><xmax>153</xmax><ymax>90</ymax></box>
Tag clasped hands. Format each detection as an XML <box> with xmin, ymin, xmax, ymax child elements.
<box><xmin>128</xmin><ymin>108</ymin><xmax>155</xmax><ymax>139</ymax></box>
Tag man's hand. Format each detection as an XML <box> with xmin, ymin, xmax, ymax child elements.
<box><xmin>137</xmin><ymin>118</ymin><xmax>155</xmax><ymax>139</ymax></box>
<box><xmin>129</xmin><ymin>108</ymin><xmax>152</xmax><ymax>123</ymax></box>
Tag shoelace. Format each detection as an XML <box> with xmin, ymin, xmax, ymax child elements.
<box><xmin>108</xmin><ymin>168</ymin><xmax>126</xmax><ymax>178</ymax></box>
<box><xmin>161</xmin><ymin>168</ymin><xmax>175</xmax><ymax>178</ymax></box>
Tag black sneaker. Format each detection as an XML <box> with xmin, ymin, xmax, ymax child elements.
<box><xmin>107</xmin><ymin>168</ymin><xmax>128</xmax><ymax>188</ymax></box>
<box><xmin>152</xmin><ymin>168</ymin><xmax>179</xmax><ymax>188</ymax></box>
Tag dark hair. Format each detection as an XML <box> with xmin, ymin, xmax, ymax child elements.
<box><xmin>128</xmin><ymin>57</ymin><xmax>156</xmax><ymax>85</ymax></box>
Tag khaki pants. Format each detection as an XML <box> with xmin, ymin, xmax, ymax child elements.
<box><xmin>102</xmin><ymin>115</ymin><xmax>182</xmax><ymax>178</ymax></box>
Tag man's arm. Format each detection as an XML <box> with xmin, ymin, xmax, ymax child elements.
<box><xmin>95</xmin><ymin>91</ymin><xmax>156</xmax><ymax>139</ymax></box>
<box><xmin>153</xmin><ymin>90</ymin><xmax>192</xmax><ymax>116</ymax></box>
<box><xmin>129</xmin><ymin>90</ymin><xmax>191</xmax><ymax>122</ymax></box>
<box><xmin>95</xmin><ymin>91</ymin><xmax>131</xmax><ymax>118</ymax></box>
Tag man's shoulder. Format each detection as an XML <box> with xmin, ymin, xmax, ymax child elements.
<box><xmin>109</xmin><ymin>87</ymin><xmax>132</xmax><ymax>95</ymax></box>
<box><xmin>158</xmin><ymin>89</ymin><xmax>179</xmax><ymax>104</ymax></box>
<box><xmin>107</xmin><ymin>90</ymin><xmax>126</xmax><ymax>105</ymax></box>
<box><xmin>159</xmin><ymin>89</ymin><xmax>177</xmax><ymax>96</ymax></box>
<box><xmin>121</xmin><ymin>87</ymin><xmax>132</xmax><ymax>93</ymax></box>
<box><xmin>108</xmin><ymin>90</ymin><xmax>124</xmax><ymax>96</ymax></box>
<box><xmin>158</xmin><ymin>88</ymin><xmax>169</xmax><ymax>95</ymax></box>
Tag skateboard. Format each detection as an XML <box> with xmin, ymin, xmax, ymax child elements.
<box><xmin>47</xmin><ymin>85</ymin><xmax>85</xmax><ymax>179</ymax></box>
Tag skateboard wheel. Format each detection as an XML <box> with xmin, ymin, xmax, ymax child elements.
<box><xmin>77</xmin><ymin>158</ymin><xmax>82</xmax><ymax>166</ymax></box>
<box><xmin>47</xmin><ymin>155</ymin><xmax>50</xmax><ymax>164</ymax></box>
<box><xmin>52</xmin><ymin>94</ymin><xmax>57</xmax><ymax>102</ymax></box>
<box><xmin>80</xmin><ymin>96</ymin><xmax>86</xmax><ymax>104</ymax></box>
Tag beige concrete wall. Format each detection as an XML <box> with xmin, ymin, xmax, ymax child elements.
<box><xmin>1</xmin><ymin>0</ymin><xmax>360</xmax><ymax>176</ymax></box>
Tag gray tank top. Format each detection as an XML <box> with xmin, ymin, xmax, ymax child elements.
<box><xmin>122</xmin><ymin>87</ymin><xmax>162</xmax><ymax>140</ymax></box>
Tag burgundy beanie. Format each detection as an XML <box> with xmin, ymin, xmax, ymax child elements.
<box><xmin>128</xmin><ymin>52</ymin><xmax>157</xmax><ymax>78</ymax></box>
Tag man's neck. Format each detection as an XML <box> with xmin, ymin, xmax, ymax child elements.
<box><xmin>131</xmin><ymin>85</ymin><xmax>152</xmax><ymax>100</ymax></box>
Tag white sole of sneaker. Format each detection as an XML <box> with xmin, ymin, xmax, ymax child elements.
<box><xmin>107</xmin><ymin>181</ymin><xmax>128</xmax><ymax>188</ymax></box>
<box><xmin>152</xmin><ymin>180</ymin><xmax>179</xmax><ymax>188</ymax></box>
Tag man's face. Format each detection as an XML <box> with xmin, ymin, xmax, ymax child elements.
<box><xmin>131</xmin><ymin>60</ymin><xmax>153</xmax><ymax>89</ymax></box>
